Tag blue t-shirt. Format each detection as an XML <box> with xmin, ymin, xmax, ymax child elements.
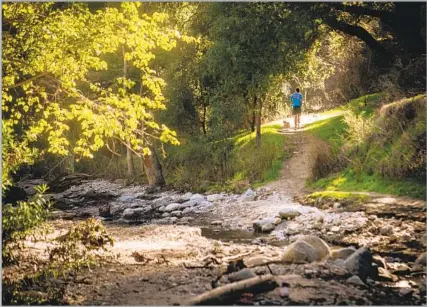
<box><xmin>291</xmin><ymin>92</ymin><xmax>302</xmax><ymax>107</ymax></box>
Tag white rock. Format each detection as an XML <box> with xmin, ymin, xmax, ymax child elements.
<box><xmin>162</xmin><ymin>212</ymin><xmax>170</xmax><ymax>218</ymax></box>
<box><xmin>331</xmin><ymin>226</ymin><xmax>340</xmax><ymax>232</ymax></box>
<box><xmin>158</xmin><ymin>206</ymin><xmax>166</xmax><ymax>212</ymax></box>
<box><xmin>170</xmin><ymin>217</ymin><xmax>178</xmax><ymax>223</ymax></box>
<box><xmin>333</xmin><ymin>202</ymin><xmax>342</xmax><ymax>209</ymax></box>
<box><xmin>118</xmin><ymin>195</ymin><xmax>137</xmax><ymax>202</ymax></box>
<box><xmin>190</xmin><ymin>194</ymin><xmax>205</xmax><ymax>203</ymax></box>
<box><xmin>278</xmin><ymin>208</ymin><xmax>301</xmax><ymax>219</ymax></box>
<box><xmin>207</xmin><ymin>194</ymin><xmax>224</xmax><ymax>202</ymax></box>
<box><xmin>164</xmin><ymin>203</ymin><xmax>182</xmax><ymax>212</ymax></box>
<box><xmin>180</xmin><ymin>200</ymin><xmax>197</xmax><ymax>208</ymax></box>
<box><xmin>182</xmin><ymin>207</ymin><xmax>194</xmax><ymax>214</ymax></box>
<box><xmin>211</xmin><ymin>220</ymin><xmax>223</xmax><ymax>226</ymax></box>
<box><xmin>241</xmin><ymin>188</ymin><xmax>256</xmax><ymax>201</ymax></box>
<box><xmin>380</xmin><ymin>225</ymin><xmax>393</xmax><ymax>236</ymax></box>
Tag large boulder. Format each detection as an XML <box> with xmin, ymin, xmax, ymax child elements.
<box><xmin>343</xmin><ymin>247</ymin><xmax>375</xmax><ymax>282</ymax></box>
<box><xmin>281</xmin><ymin>241</ymin><xmax>320</xmax><ymax>263</ymax></box>
<box><xmin>296</xmin><ymin>235</ymin><xmax>331</xmax><ymax>260</ymax></box>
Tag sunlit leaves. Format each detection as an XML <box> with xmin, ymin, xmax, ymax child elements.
<box><xmin>2</xmin><ymin>2</ymin><xmax>180</xmax><ymax>184</ymax></box>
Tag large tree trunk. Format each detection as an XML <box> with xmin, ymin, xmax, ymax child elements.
<box><xmin>143</xmin><ymin>147</ymin><xmax>165</xmax><ymax>187</ymax></box>
<box><xmin>255</xmin><ymin>96</ymin><xmax>261</xmax><ymax>148</ymax></box>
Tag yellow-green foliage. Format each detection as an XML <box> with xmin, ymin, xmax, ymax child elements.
<box><xmin>307</xmin><ymin>190</ymin><xmax>371</xmax><ymax>202</ymax></box>
<box><xmin>2</xmin><ymin>2</ymin><xmax>181</xmax><ymax>186</ymax></box>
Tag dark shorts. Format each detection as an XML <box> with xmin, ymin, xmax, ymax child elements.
<box><xmin>292</xmin><ymin>106</ymin><xmax>301</xmax><ymax>115</ymax></box>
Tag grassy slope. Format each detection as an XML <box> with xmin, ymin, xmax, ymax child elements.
<box><xmin>305</xmin><ymin>93</ymin><xmax>426</xmax><ymax>199</ymax></box>
<box><xmin>229</xmin><ymin>123</ymin><xmax>288</xmax><ymax>189</ymax></box>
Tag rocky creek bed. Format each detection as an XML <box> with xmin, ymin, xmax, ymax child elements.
<box><xmin>4</xmin><ymin>176</ymin><xmax>426</xmax><ymax>305</ymax></box>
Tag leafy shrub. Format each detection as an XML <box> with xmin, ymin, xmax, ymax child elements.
<box><xmin>47</xmin><ymin>217</ymin><xmax>114</xmax><ymax>276</ymax></box>
<box><xmin>2</xmin><ymin>184</ymin><xmax>52</xmax><ymax>264</ymax></box>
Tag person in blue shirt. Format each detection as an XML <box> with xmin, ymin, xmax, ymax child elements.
<box><xmin>290</xmin><ymin>88</ymin><xmax>303</xmax><ymax>129</ymax></box>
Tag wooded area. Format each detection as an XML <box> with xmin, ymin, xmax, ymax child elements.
<box><xmin>2</xmin><ymin>2</ymin><xmax>426</xmax><ymax>306</ymax></box>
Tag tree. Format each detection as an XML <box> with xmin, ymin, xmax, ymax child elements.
<box><xmin>2</xmin><ymin>3</ymin><xmax>180</xmax><ymax>187</ymax></box>
<box><xmin>294</xmin><ymin>3</ymin><xmax>426</xmax><ymax>63</ymax></box>
<box><xmin>201</xmin><ymin>3</ymin><xmax>318</xmax><ymax>146</ymax></box>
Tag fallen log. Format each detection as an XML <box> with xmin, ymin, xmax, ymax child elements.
<box><xmin>182</xmin><ymin>274</ymin><xmax>278</xmax><ymax>306</ymax></box>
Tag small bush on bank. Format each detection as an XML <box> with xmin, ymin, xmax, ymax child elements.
<box><xmin>2</xmin><ymin>184</ymin><xmax>52</xmax><ymax>265</ymax></box>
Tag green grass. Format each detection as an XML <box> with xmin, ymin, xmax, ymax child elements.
<box><xmin>306</xmin><ymin>92</ymin><xmax>425</xmax><ymax>200</ymax></box>
<box><xmin>304</xmin><ymin>115</ymin><xmax>346</xmax><ymax>150</ymax></box>
<box><xmin>309</xmin><ymin>169</ymin><xmax>426</xmax><ymax>200</ymax></box>
<box><xmin>230</xmin><ymin>123</ymin><xmax>288</xmax><ymax>188</ymax></box>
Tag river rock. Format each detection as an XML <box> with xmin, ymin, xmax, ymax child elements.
<box><xmin>372</xmin><ymin>255</ymin><xmax>387</xmax><ymax>269</ymax></box>
<box><xmin>158</xmin><ymin>206</ymin><xmax>166</xmax><ymax>212</ymax></box>
<box><xmin>346</xmin><ymin>275</ymin><xmax>365</xmax><ymax>286</ymax></box>
<box><xmin>274</xmin><ymin>217</ymin><xmax>282</xmax><ymax>225</ymax></box>
<box><xmin>180</xmin><ymin>200</ymin><xmax>197</xmax><ymax>208</ymax></box>
<box><xmin>122</xmin><ymin>208</ymin><xmax>135</xmax><ymax>219</ymax></box>
<box><xmin>207</xmin><ymin>194</ymin><xmax>224</xmax><ymax>202</ymax></box>
<box><xmin>296</xmin><ymin>235</ymin><xmax>331</xmax><ymax>260</ymax></box>
<box><xmin>388</xmin><ymin>263</ymin><xmax>411</xmax><ymax>275</ymax></box>
<box><xmin>253</xmin><ymin>218</ymin><xmax>276</xmax><ymax>233</ymax></box>
<box><xmin>281</xmin><ymin>241</ymin><xmax>319</xmax><ymax>263</ymax></box>
<box><xmin>421</xmin><ymin>234</ymin><xmax>427</xmax><ymax>247</ymax></box>
<box><xmin>415</xmin><ymin>252</ymin><xmax>427</xmax><ymax>266</ymax></box>
<box><xmin>228</xmin><ymin>269</ymin><xmax>257</xmax><ymax>282</ymax></box>
<box><xmin>118</xmin><ymin>195</ymin><xmax>138</xmax><ymax>202</ymax></box>
<box><xmin>245</xmin><ymin>256</ymin><xmax>274</xmax><ymax>267</ymax></box>
<box><xmin>190</xmin><ymin>194</ymin><xmax>205</xmax><ymax>204</ymax></box>
<box><xmin>171</xmin><ymin>210</ymin><xmax>182</xmax><ymax>217</ymax></box>
<box><xmin>377</xmin><ymin>267</ymin><xmax>398</xmax><ymax>282</ymax></box>
<box><xmin>170</xmin><ymin>217</ymin><xmax>178</xmax><ymax>223</ymax></box>
<box><xmin>333</xmin><ymin>202</ymin><xmax>342</xmax><ymax>210</ymax></box>
<box><xmin>380</xmin><ymin>225</ymin><xmax>393</xmax><ymax>236</ymax></box>
<box><xmin>162</xmin><ymin>212</ymin><xmax>170</xmax><ymax>218</ymax></box>
<box><xmin>198</xmin><ymin>201</ymin><xmax>213</xmax><ymax>208</ymax></box>
<box><xmin>211</xmin><ymin>220</ymin><xmax>222</xmax><ymax>226</ymax></box>
<box><xmin>182</xmin><ymin>207</ymin><xmax>194</xmax><ymax>214</ymax></box>
<box><xmin>330</xmin><ymin>247</ymin><xmax>356</xmax><ymax>260</ymax></box>
<box><xmin>133</xmin><ymin>207</ymin><xmax>151</xmax><ymax>216</ymax></box>
<box><xmin>241</xmin><ymin>188</ymin><xmax>256</xmax><ymax>201</ymax></box>
<box><xmin>279</xmin><ymin>208</ymin><xmax>301</xmax><ymax>219</ymax></box>
<box><xmin>330</xmin><ymin>226</ymin><xmax>340</xmax><ymax>232</ymax></box>
<box><xmin>343</xmin><ymin>247</ymin><xmax>374</xmax><ymax>282</ymax></box>
<box><xmin>180</xmin><ymin>192</ymin><xmax>193</xmax><ymax>202</ymax></box>
<box><xmin>164</xmin><ymin>203</ymin><xmax>182</xmax><ymax>212</ymax></box>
